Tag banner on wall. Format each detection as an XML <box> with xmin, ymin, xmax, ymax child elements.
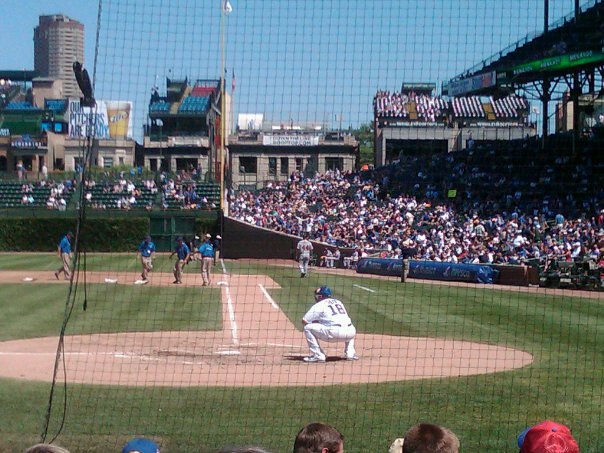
<box><xmin>262</xmin><ymin>134</ymin><xmax>319</xmax><ymax>146</ymax></box>
<box><xmin>356</xmin><ymin>258</ymin><xmax>499</xmax><ymax>284</ymax></box>
<box><xmin>68</xmin><ymin>100</ymin><xmax>133</xmax><ymax>139</ymax></box>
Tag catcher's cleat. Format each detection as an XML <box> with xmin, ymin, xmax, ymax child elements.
<box><xmin>303</xmin><ymin>355</ymin><xmax>326</xmax><ymax>363</ymax></box>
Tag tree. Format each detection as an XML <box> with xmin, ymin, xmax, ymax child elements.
<box><xmin>353</xmin><ymin>122</ymin><xmax>374</xmax><ymax>166</ymax></box>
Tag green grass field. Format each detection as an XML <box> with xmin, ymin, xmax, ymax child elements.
<box><xmin>0</xmin><ymin>253</ymin><xmax>602</xmax><ymax>452</ymax></box>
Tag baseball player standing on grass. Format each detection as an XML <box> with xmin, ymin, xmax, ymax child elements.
<box><xmin>198</xmin><ymin>233</ymin><xmax>215</xmax><ymax>286</ymax></box>
<box><xmin>136</xmin><ymin>235</ymin><xmax>156</xmax><ymax>283</ymax></box>
<box><xmin>54</xmin><ymin>231</ymin><xmax>73</xmax><ymax>281</ymax></box>
<box><xmin>297</xmin><ymin>233</ymin><xmax>313</xmax><ymax>277</ymax></box>
<box><xmin>301</xmin><ymin>286</ymin><xmax>358</xmax><ymax>362</ymax></box>
<box><xmin>170</xmin><ymin>237</ymin><xmax>190</xmax><ymax>284</ymax></box>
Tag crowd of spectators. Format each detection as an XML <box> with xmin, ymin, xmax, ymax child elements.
<box><xmin>83</xmin><ymin>177</ymin><xmax>156</xmax><ymax>210</ymax></box>
<box><xmin>230</xmin><ymin>137</ymin><xmax>604</xmax><ymax>267</ymax></box>
<box><xmin>374</xmin><ymin>90</ymin><xmax>448</xmax><ymax>122</ymax></box>
<box><xmin>374</xmin><ymin>90</ymin><xmax>528</xmax><ymax>121</ymax></box>
<box><xmin>16</xmin><ymin>178</ymin><xmax>75</xmax><ymax>210</ymax></box>
<box><xmin>159</xmin><ymin>170</ymin><xmax>218</xmax><ymax>210</ymax></box>
<box><xmin>22</xmin><ymin>419</ymin><xmax>581</xmax><ymax>452</ymax></box>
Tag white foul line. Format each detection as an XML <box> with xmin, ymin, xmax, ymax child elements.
<box><xmin>220</xmin><ymin>258</ymin><xmax>228</xmax><ymax>274</ymax></box>
<box><xmin>258</xmin><ymin>284</ymin><xmax>279</xmax><ymax>309</ymax></box>
<box><xmin>353</xmin><ymin>284</ymin><xmax>376</xmax><ymax>293</ymax></box>
<box><xmin>224</xmin><ymin>283</ymin><xmax>240</xmax><ymax>347</ymax></box>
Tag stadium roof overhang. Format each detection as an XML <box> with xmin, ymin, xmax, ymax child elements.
<box><xmin>443</xmin><ymin>0</ymin><xmax>604</xmax><ymax>97</ymax></box>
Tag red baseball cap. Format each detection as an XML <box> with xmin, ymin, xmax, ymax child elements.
<box><xmin>518</xmin><ymin>420</ymin><xmax>579</xmax><ymax>453</ymax></box>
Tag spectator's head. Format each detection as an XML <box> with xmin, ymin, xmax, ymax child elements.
<box><xmin>293</xmin><ymin>422</ymin><xmax>344</xmax><ymax>453</ymax></box>
<box><xmin>122</xmin><ymin>437</ymin><xmax>160</xmax><ymax>453</ymax></box>
<box><xmin>517</xmin><ymin>420</ymin><xmax>579</xmax><ymax>453</ymax></box>
<box><xmin>401</xmin><ymin>423</ymin><xmax>459</xmax><ymax>453</ymax></box>
<box><xmin>24</xmin><ymin>444</ymin><xmax>70</xmax><ymax>453</ymax></box>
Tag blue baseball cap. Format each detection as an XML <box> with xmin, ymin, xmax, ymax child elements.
<box><xmin>122</xmin><ymin>438</ymin><xmax>160</xmax><ymax>453</ymax></box>
<box><xmin>315</xmin><ymin>286</ymin><xmax>332</xmax><ymax>298</ymax></box>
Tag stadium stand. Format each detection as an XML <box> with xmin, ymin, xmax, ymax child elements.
<box><xmin>0</xmin><ymin>179</ymin><xmax>76</xmax><ymax>209</ymax></box>
<box><xmin>160</xmin><ymin>178</ymin><xmax>219</xmax><ymax>210</ymax></box>
<box><xmin>374</xmin><ymin>90</ymin><xmax>528</xmax><ymax>122</ymax></box>
<box><xmin>229</xmin><ymin>134</ymin><xmax>604</xmax><ymax>266</ymax></box>
<box><xmin>83</xmin><ymin>178</ymin><xmax>157</xmax><ymax>210</ymax></box>
<box><xmin>177</xmin><ymin>95</ymin><xmax>210</xmax><ymax>114</ymax></box>
<box><xmin>5</xmin><ymin>101</ymin><xmax>40</xmax><ymax>110</ymax></box>
<box><xmin>149</xmin><ymin>100</ymin><xmax>171</xmax><ymax>113</ymax></box>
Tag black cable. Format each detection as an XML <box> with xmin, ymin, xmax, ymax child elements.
<box><xmin>41</xmin><ymin>1</ymin><xmax>103</xmax><ymax>441</ymax></box>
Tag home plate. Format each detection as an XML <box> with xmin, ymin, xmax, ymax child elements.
<box><xmin>216</xmin><ymin>281</ymin><xmax>228</xmax><ymax>286</ymax></box>
<box><xmin>214</xmin><ymin>350</ymin><xmax>240</xmax><ymax>355</ymax></box>
<box><xmin>22</xmin><ymin>277</ymin><xmax>35</xmax><ymax>282</ymax></box>
<box><xmin>104</xmin><ymin>278</ymin><xmax>118</xmax><ymax>284</ymax></box>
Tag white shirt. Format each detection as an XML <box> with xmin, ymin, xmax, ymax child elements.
<box><xmin>303</xmin><ymin>298</ymin><xmax>353</xmax><ymax>327</ymax></box>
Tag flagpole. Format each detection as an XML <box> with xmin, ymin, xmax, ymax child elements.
<box><xmin>219</xmin><ymin>0</ymin><xmax>226</xmax><ymax>212</ymax></box>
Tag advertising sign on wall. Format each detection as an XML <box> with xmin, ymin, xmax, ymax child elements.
<box><xmin>68</xmin><ymin>100</ymin><xmax>133</xmax><ymax>139</ymax></box>
<box><xmin>262</xmin><ymin>134</ymin><xmax>319</xmax><ymax>146</ymax></box>
<box><xmin>356</xmin><ymin>258</ymin><xmax>499</xmax><ymax>284</ymax></box>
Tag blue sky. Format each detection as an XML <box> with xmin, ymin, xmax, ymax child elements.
<box><xmin>1</xmin><ymin>0</ymin><xmax>579</xmax><ymax>138</ymax></box>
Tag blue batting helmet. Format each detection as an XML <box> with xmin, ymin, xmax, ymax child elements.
<box><xmin>315</xmin><ymin>286</ymin><xmax>332</xmax><ymax>299</ymax></box>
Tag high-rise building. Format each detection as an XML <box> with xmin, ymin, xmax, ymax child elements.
<box><xmin>33</xmin><ymin>14</ymin><xmax>84</xmax><ymax>99</ymax></box>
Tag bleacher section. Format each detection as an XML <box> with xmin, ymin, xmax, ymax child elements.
<box><xmin>162</xmin><ymin>182</ymin><xmax>220</xmax><ymax>209</ymax></box>
<box><xmin>5</xmin><ymin>102</ymin><xmax>40</xmax><ymax>111</ymax></box>
<box><xmin>149</xmin><ymin>100</ymin><xmax>171</xmax><ymax>113</ymax></box>
<box><xmin>177</xmin><ymin>95</ymin><xmax>210</xmax><ymax>114</ymax></box>
<box><xmin>84</xmin><ymin>182</ymin><xmax>156</xmax><ymax>210</ymax></box>
<box><xmin>374</xmin><ymin>91</ymin><xmax>529</xmax><ymax>122</ymax></box>
<box><xmin>0</xmin><ymin>181</ymin><xmax>75</xmax><ymax>209</ymax></box>
<box><xmin>378</xmin><ymin>135</ymin><xmax>602</xmax><ymax>218</ymax></box>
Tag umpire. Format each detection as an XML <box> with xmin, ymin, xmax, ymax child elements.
<box><xmin>213</xmin><ymin>234</ymin><xmax>222</xmax><ymax>265</ymax></box>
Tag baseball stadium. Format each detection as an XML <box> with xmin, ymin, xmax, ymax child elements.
<box><xmin>0</xmin><ymin>1</ymin><xmax>603</xmax><ymax>452</ymax></box>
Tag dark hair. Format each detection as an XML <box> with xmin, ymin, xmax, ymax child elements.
<box><xmin>293</xmin><ymin>422</ymin><xmax>343</xmax><ymax>453</ymax></box>
<box><xmin>402</xmin><ymin>423</ymin><xmax>459</xmax><ymax>453</ymax></box>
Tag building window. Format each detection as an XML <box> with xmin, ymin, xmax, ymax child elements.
<box><xmin>239</xmin><ymin>156</ymin><xmax>257</xmax><ymax>174</ymax></box>
<box><xmin>295</xmin><ymin>158</ymin><xmax>303</xmax><ymax>172</ymax></box>
<box><xmin>268</xmin><ymin>157</ymin><xmax>277</xmax><ymax>176</ymax></box>
<box><xmin>280</xmin><ymin>157</ymin><xmax>289</xmax><ymax>175</ymax></box>
<box><xmin>103</xmin><ymin>157</ymin><xmax>113</xmax><ymax>168</ymax></box>
<box><xmin>119</xmin><ymin>157</ymin><xmax>124</xmax><ymax>165</ymax></box>
<box><xmin>325</xmin><ymin>157</ymin><xmax>343</xmax><ymax>172</ymax></box>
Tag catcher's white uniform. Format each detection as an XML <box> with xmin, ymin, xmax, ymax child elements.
<box><xmin>302</xmin><ymin>297</ymin><xmax>357</xmax><ymax>361</ymax></box>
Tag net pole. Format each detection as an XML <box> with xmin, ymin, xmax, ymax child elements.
<box><xmin>219</xmin><ymin>0</ymin><xmax>226</xmax><ymax>211</ymax></box>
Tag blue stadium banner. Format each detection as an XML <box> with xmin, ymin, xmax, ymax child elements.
<box><xmin>356</xmin><ymin>258</ymin><xmax>498</xmax><ymax>284</ymax></box>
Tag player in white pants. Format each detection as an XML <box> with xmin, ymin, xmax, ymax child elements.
<box><xmin>297</xmin><ymin>234</ymin><xmax>313</xmax><ymax>277</ymax></box>
<box><xmin>302</xmin><ymin>286</ymin><xmax>358</xmax><ymax>362</ymax></box>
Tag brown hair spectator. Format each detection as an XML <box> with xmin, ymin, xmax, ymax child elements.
<box><xmin>402</xmin><ymin>423</ymin><xmax>459</xmax><ymax>453</ymax></box>
<box><xmin>293</xmin><ymin>422</ymin><xmax>344</xmax><ymax>453</ymax></box>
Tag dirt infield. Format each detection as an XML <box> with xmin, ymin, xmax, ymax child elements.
<box><xmin>0</xmin><ymin>268</ymin><xmax>533</xmax><ymax>387</ymax></box>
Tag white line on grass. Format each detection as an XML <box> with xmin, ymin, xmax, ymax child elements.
<box><xmin>353</xmin><ymin>284</ymin><xmax>376</xmax><ymax>293</ymax></box>
<box><xmin>258</xmin><ymin>283</ymin><xmax>279</xmax><ymax>309</ymax></box>
<box><xmin>220</xmin><ymin>259</ymin><xmax>228</xmax><ymax>274</ymax></box>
